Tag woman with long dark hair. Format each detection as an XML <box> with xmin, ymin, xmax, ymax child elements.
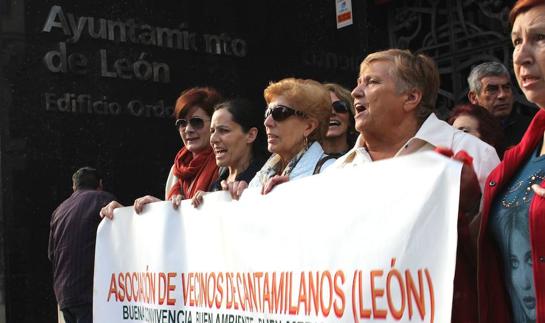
<box><xmin>191</xmin><ymin>98</ymin><xmax>269</xmax><ymax>207</ymax></box>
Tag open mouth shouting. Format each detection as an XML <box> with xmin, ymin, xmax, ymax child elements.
<box><xmin>354</xmin><ymin>102</ymin><xmax>367</xmax><ymax>115</ymax></box>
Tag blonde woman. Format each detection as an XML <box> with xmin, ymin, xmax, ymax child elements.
<box><xmin>224</xmin><ymin>78</ymin><xmax>334</xmax><ymax>198</ymax></box>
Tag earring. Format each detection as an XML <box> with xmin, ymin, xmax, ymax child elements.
<box><xmin>304</xmin><ymin>135</ymin><xmax>308</xmax><ymax>147</ymax></box>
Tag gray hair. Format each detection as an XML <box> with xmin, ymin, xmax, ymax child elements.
<box><xmin>467</xmin><ymin>62</ymin><xmax>511</xmax><ymax>94</ymax></box>
<box><xmin>361</xmin><ymin>49</ymin><xmax>440</xmax><ymax>122</ymax></box>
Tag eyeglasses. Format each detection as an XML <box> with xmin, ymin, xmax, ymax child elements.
<box><xmin>264</xmin><ymin>105</ymin><xmax>306</xmax><ymax>122</ymax></box>
<box><xmin>332</xmin><ymin>101</ymin><xmax>349</xmax><ymax>114</ymax></box>
<box><xmin>175</xmin><ymin>117</ymin><xmax>208</xmax><ymax>130</ymax></box>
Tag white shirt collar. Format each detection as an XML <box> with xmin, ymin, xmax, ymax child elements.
<box><xmin>411</xmin><ymin>113</ymin><xmax>454</xmax><ymax>149</ymax></box>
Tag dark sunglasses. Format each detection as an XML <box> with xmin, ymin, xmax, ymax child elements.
<box><xmin>175</xmin><ymin>117</ymin><xmax>208</xmax><ymax>130</ymax></box>
<box><xmin>264</xmin><ymin>105</ymin><xmax>306</xmax><ymax>122</ymax></box>
<box><xmin>332</xmin><ymin>101</ymin><xmax>349</xmax><ymax>114</ymax></box>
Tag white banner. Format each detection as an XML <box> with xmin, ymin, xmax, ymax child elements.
<box><xmin>94</xmin><ymin>151</ymin><xmax>461</xmax><ymax>322</ymax></box>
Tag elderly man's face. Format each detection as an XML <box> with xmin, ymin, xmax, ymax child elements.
<box><xmin>351</xmin><ymin>60</ymin><xmax>407</xmax><ymax>135</ymax></box>
<box><xmin>469</xmin><ymin>75</ymin><xmax>514</xmax><ymax>119</ymax></box>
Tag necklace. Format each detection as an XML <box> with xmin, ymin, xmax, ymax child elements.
<box><xmin>501</xmin><ymin>172</ymin><xmax>545</xmax><ymax>208</ymax></box>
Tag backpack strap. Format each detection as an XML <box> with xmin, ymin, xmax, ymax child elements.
<box><xmin>313</xmin><ymin>155</ymin><xmax>336</xmax><ymax>174</ymax></box>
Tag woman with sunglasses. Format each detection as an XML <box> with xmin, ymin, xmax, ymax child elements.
<box><xmin>322</xmin><ymin>82</ymin><xmax>357</xmax><ymax>157</ymax></box>
<box><xmin>100</xmin><ymin>87</ymin><xmax>223</xmax><ymax>218</ymax></box>
<box><xmin>223</xmin><ymin>78</ymin><xmax>334</xmax><ymax>198</ymax></box>
<box><xmin>163</xmin><ymin>87</ymin><xmax>223</xmax><ymax>202</ymax></box>
<box><xmin>191</xmin><ymin>98</ymin><xmax>269</xmax><ymax>207</ymax></box>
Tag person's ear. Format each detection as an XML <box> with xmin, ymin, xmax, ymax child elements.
<box><xmin>403</xmin><ymin>88</ymin><xmax>423</xmax><ymax>112</ymax></box>
<box><xmin>246</xmin><ymin>127</ymin><xmax>258</xmax><ymax>144</ymax></box>
<box><xmin>303</xmin><ymin>118</ymin><xmax>319</xmax><ymax>138</ymax></box>
<box><xmin>468</xmin><ymin>91</ymin><xmax>479</xmax><ymax>105</ymax></box>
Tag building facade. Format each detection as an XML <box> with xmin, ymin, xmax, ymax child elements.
<box><xmin>0</xmin><ymin>0</ymin><xmax>520</xmax><ymax>321</ymax></box>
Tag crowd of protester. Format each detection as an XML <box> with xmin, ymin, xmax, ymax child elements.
<box><xmin>51</xmin><ymin>0</ymin><xmax>545</xmax><ymax>322</ymax></box>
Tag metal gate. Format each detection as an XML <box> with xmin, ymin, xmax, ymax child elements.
<box><xmin>385</xmin><ymin>0</ymin><xmax>532</xmax><ymax>116</ymax></box>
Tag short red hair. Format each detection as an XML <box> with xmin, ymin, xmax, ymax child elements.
<box><xmin>509</xmin><ymin>0</ymin><xmax>545</xmax><ymax>25</ymax></box>
<box><xmin>448</xmin><ymin>103</ymin><xmax>505</xmax><ymax>155</ymax></box>
<box><xmin>173</xmin><ymin>87</ymin><xmax>223</xmax><ymax>119</ymax></box>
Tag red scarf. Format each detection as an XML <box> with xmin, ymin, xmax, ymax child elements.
<box><xmin>167</xmin><ymin>146</ymin><xmax>218</xmax><ymax>200</ymax></box>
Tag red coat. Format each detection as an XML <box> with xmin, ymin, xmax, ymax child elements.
<box><xmin>478</xmin><ymin>109</ymin><xmax>545</xmax><ymax>323</ymax></box>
